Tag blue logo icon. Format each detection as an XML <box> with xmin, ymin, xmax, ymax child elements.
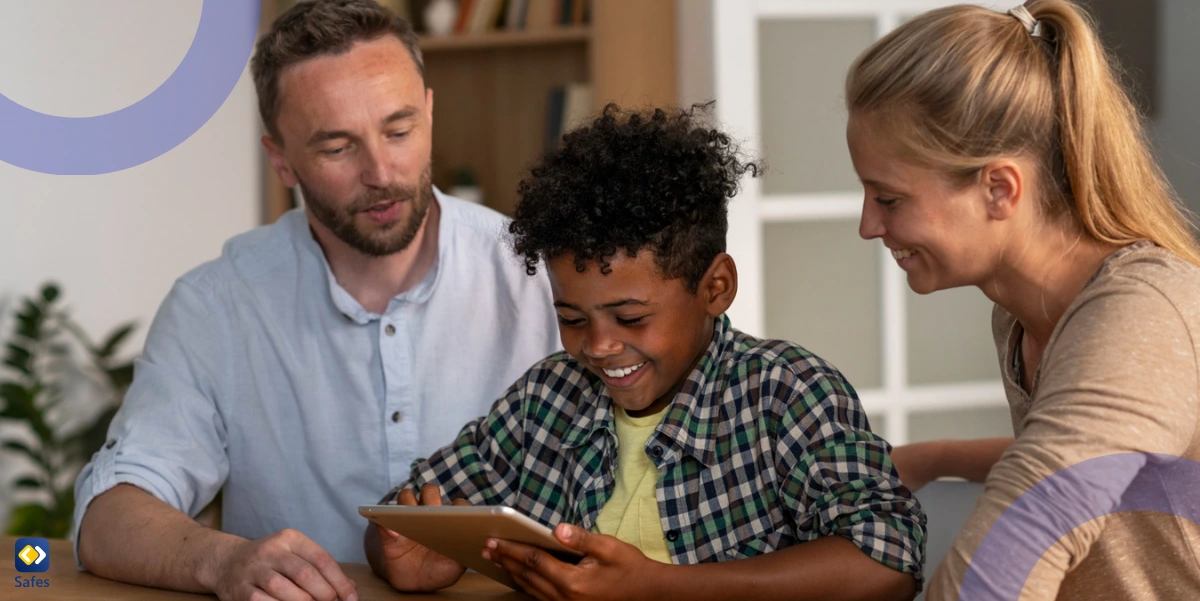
<box><xmin>0</xmin><ymin>1</ymin><xmax>260</xmax><ymax>175</ymax></box>
<box><xmin>14</xmin><ymin>538</ymin><xmax>49</xmax><ymax>573</ymax></box>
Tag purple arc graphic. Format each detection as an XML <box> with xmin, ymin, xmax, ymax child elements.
<box><xmin>959</xmin><ymin>452</ymin><xmax>1200</xmax><ymax>600</ymax></box>
<box><xmin>0</xmin><ymin>1</ymin><xmax>260</xmax><ymax>175</ymax></box>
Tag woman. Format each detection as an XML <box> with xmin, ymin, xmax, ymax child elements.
<box><xmin>844</xmin><ymin>1</ymin><xmax>1200</xmax><ymax>598</ymax></box>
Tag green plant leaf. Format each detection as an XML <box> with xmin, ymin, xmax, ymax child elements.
<box><xmin>2</xmin><ymin>440</ymin><xmax>44</xmax><ymax>466</ymax></box>
<box><xmin>6</xmin><ymin>503</ymin><xmax>49</xmax><ymax>537</ymax></box>
<box><xmin>41</xmin><ymin>283</ymin><xmax>60</xmax><ymax>304</ymax></box>
<box><xmin>3</xmin><ymin>343</ymin><xmax>33</xmax><ymax>376</ymax></box>
<box><xmin>0</xmin><ymin>382</ymin><xmax>32</xmax><ymax>419</ymax></box>
<box><xmin>15</xmin><ymin>311</ymin><xmax>42</xmax><ymax>341</ymax></box>
<box><xmin>14</xmin><ymin>477</ymin><xmax>43</xmax><ymax>490</ymax></box>
<box><xmin>97</xmin><ymin>323</ymin><xmax>136</xmax><ymax>360</ymax></box>
<box><xmin>106</xmin><ymin>363</ymin><xmax>135</xmax><ymax>390</ymax></box>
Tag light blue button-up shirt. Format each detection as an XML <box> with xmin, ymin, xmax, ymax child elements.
<box><xmin>73</xmin><ymin>191</ymin><xmax>560</xmax><ymax>564</ymax></box>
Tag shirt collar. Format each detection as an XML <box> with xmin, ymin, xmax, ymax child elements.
<box><xmin>561</xmin><ymin>314</ymin><xmax>736</xmax><ymax>468</ymax></box>
<box><xmin>290</xmin><ymin>188</ymin><xmax>450</xmax><ymax>324</ymax></box>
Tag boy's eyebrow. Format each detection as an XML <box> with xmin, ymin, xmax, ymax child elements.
<box><xmin>554</xmin><ymin>299</ymin><xmax>651</xmax><ymax>310</ymax></box>
<box><xmin>306</xmin><ymin>107</ymin><xmax>420</xmax><ymax>146</ymax></box>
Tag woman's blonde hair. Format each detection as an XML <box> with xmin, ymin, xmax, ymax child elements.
<box><xmin>845</xmin><ymin>0</ymin><xmax>1200</xmax><ymax>266</ymax></box>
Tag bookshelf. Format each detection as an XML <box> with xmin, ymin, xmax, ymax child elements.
<box><xmin>260</xmin><ymin>0</ymin><xmax>678</xmax><ymax>222</ymax></box>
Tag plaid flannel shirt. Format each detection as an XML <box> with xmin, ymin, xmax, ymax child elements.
<box><xmin>383</xmin><ymin>315</ymin><xmax>925</xmax><ymax>582</ymax></box>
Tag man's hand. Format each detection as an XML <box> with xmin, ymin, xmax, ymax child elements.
<box><xmin>206</xmin><ymin>528</ymin><xmax>358</xmax><ymax>601</ymax></box>
<box><xmin>370</xmin><ymin>483</ymin><xmax>468</xmax><ymax>592</ymax></box>
<box><xmin>484</xmin><ymin>523</ymin><xmax>665</xmax><ymax>601</ymax></box>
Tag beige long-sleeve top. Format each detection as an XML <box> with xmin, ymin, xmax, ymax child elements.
<box><xmin>928</xmin><ymin>242</ymin><xmax>1200</xmax><ymax>600</ymax></box>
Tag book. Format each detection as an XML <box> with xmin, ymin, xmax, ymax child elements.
<box><xmin>454</xmin><ymin>0</ymin><xmax>475</xmax><ymax>34</ymax></box>
<box><xmin>524</xmin><ymin>0</ymin><xmax>555</xmax><ymax>30</ymax></box>
<box><xmin>561</xmin><ymin>82</ymin><xmax>594</xmax><ymax>135</ymax></box>
<box><xmin>504</xmin><ymin>0</ymin><xmax>527</xmax><ymax>30</ymax></box>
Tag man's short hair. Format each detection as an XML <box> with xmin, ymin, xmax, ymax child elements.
<box><xmin>251</xmin><ymin>0</ymin><xmax>424</xmax><ymax>142</ymax></box>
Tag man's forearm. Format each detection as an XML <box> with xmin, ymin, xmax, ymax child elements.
<box><xmin>78</xmin><ymin>483</ymin><xmax>241</xmax><ymax>592</ymax></box>
<box><xmin>655</xmin><ymin>537</ymin><xmax>917</xmax><ymax>601</ymax></box>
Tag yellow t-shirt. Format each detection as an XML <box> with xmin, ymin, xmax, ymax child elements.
<box><xmin>593</xmin><ymin>406</ymin><xmax>673</xmax><ymax>564</ymax></box>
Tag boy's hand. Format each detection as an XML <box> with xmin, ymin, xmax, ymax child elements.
<box><xmin>375</xmin><ymin>483</ymin><xmax>468</xmax><ymax>592</ymax></box>
<box><xmin>483</xmin><ymin>523</ymin><xmax>665</xmax><ymax>601</ymax></box>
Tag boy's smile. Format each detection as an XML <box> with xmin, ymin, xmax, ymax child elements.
<box><xmin>547</xmin><ymin>250</ymin><xmax>734</xmax><ymax>417</ymax></box>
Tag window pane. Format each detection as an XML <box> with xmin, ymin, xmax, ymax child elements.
<box><xmin>908</xmin><ymin>405</ymin><xmax>1013</xmax><ymax>443</ymax></box>
<box><xmin>907</xmin><ymin>285</ymin><xmax>998</xmax><ymax>385</ymax></box>
<box><xmin>759</xmin><ymin>18</ymin><xmax>877</xmax><ymax>195</ymax></box>
<box><xmin>763</xmin><ymin>221</ymin><xmax>881</xmax><ymax>388</ymax></box>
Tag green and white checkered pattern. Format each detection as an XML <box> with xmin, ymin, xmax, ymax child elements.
<box><xmin>383</xmin><ymin>315</ymin><xmax>926</xmax><ymax>583</ymax></box>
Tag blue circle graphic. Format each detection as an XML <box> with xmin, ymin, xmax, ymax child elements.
<box><xmin>0</xmin><ymin>1</ymin><xmax>260</xmax><ymax>175</ymax></box>
<box><xmin>959</xmin><ymin>453</ymin><xmax>1200</xmax><ymax>599</ymax></box>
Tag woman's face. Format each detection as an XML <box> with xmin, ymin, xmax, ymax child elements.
<box><xmin>847</xmin><ymin>114</ymin><xmax>1003</xmax><ymax>294</ymax></box>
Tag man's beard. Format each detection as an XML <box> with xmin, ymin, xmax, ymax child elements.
<box><xmin>300</xmin><ymin>164</ymin><xmax>435</xmax><ymax>257</ymax></box>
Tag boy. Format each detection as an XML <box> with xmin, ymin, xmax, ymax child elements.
<box><xmin>365</xmin><ymin>105</ymin><xmax>925</xmax><ymax>600</ymax></box>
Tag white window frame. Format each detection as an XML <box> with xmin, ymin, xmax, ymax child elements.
<box><xmin>714</xmin><ymin>0</ymin><xmax>1006</xmax><ymax>445</ymax></box>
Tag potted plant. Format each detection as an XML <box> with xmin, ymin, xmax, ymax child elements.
<box><xmin>1</xmin><ymin>283</ymin><xmax>135</xmax><ymax>537</ymax></box>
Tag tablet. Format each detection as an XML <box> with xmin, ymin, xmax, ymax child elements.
<box><xmin>358</xmin><ymin>504</ymin><xmax>583</xmax><ymax>589</ymax></box>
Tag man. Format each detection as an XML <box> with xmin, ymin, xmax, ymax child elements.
<box><xmin>73</xmin><ymin>1</ymin><xmax>559</xmax><ymax>600</ymax></box>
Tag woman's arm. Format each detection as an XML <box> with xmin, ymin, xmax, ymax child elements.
<box><xmin>890</xmin><ymin>437</ymin><xmax>1013</xmax><ymax>491</ymax></box>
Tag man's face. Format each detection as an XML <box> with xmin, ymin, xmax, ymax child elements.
<box><xmin>266</xmin><ymin>36</ymin><xmax>435</xmax><ymax>256</ymax></box>
<box><xmin>548</xmin><ymin>251</ymin><xmax>717</xmax><ymax>417</ymax></box>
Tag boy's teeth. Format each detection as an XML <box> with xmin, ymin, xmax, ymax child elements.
<box><xmin>892</xmin><ymin>248</ymin><xmax>916</xmax><ymax>260</ymax></box>
<box><xmin>603</xmin><ymin>362</ymin><xmax>646</xmax><ymax>378</ymax></box>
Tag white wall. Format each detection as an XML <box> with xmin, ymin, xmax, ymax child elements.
<box><xmin>0</xmin><ymin>0</ymin><xmax>259</xmax><ymax>524</ymax></box>
<box><xmin>677</xmin><ymin>0</ymin><xmax>715</xmax><ymax>107</ymax></box>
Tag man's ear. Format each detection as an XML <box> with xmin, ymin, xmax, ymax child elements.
<box><xmin>425</xmin><ymin>87</ymin><xmax>434</xmax><ymax>129</ymax></box>
<box><xmin>262</xmin><ymin>134</ymin><xmax>299</xmax><ymax>188</ymax></box>
<box><xmin>980</xmin><ymin>160</ymin><xmax>1024</xmax><ymax>222</ymax></box>
<box><xmin>698</xmin><ymin>253</ymin><xmax>738</xmax><ymax>317</ymax></box>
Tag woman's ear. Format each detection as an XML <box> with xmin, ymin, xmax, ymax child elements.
<box><xmin>699</xmin><ymin>253</ymin><xmax>738</xmax><ymax>316</ymax></box>
<box><xmin>980</xmin><ymin>160</ymin><xmax>1025</xmax><ymax>222</ymax></box>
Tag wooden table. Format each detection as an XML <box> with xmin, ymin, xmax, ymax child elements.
<box><xmin>4</xmin><ymin>537</ymin><xmax>527</xmax><ymax>600</ymax></box>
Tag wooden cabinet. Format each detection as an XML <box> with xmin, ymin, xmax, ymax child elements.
<box><xmin>260</xmin><ymin>0</ymin><xmax>677</xmax><ymax>222</ymax></box>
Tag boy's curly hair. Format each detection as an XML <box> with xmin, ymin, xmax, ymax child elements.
<box><xmin>509</xmin><ymin>103</ymin><xmax>759</xmax><ymax>292</ymax></box>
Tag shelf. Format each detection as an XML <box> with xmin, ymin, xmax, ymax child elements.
<box><xmin>418</xmin><ymin>27</ymin><xmax>591</xmax><ymax>52</ymax></box>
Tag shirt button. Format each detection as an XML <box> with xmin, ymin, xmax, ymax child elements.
<box><xmin>651</xmin><ymin>446</ymin><xmax>663</xmax><ymax>458</ymax></box>
<box><xmin>105</xmin><ymin>439</ymin><xmax>117</xmax><ymax>449</ymax></box>
<box><xmin>391</xmin><ymin>411</ymin><xmax>403</xmax><ymax>423</ymax></box>
<box><xmin>666</xmin><ymin>530</ymin><xmax>679</xmax><ymax>542</ymax></box>
<box><xmin>384</xmin><ymin>324</ymin><xmax>396</xmax><ymax>336</ymax></box>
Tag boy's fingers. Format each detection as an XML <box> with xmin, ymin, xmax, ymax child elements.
<box><xmin>555</xmin><ymin>523</ymin><xmax>604</xmax><ymax>557</ymax></box>
<box><xmin>396</xmin><ymin>488</ymin><xmax>418</xmax><ymax>506</ymax></box>
<box><xmin>494</xmin><ymin>545</ymin><xmax>564</xmax><ymax>601</ymax></box>
<box><xmin>492</xmin><ymin>539</ymin><xmax>572</xmax><ymax>583</ymax></box>
<box><xmin>374</xmin><ymin>524</ymin><xmax>400</xmax><ymax>540</ymax></box>
<box><xmin>451</xmin><ymin>497</ymin><xmax>471</xmax><ymax>506</ymax></box>
<box><xmin>419</xmin><ymin>483</ymin><xmax>444</xmax><ymax>506</ymax></box>
<box><xmin>509</xmin><ymin>567</ymin><xmax>560</xmax><ymax>601</ymax></box>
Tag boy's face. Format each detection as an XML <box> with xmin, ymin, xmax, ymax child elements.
<box><xmin>548</xmin><ymin>250</ymin><xmax>735</xmax><ymax>417</ymax></box>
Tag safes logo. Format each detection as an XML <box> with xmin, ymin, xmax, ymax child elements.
<box><xmin>14</xmin><ymin>538</ymin><xmax>49</xmax><ymax>573</ymax></box>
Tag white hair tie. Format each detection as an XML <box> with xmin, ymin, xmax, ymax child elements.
<box><xmin>1008</xmin><ymin>4</ymin><xmax>1046</xmax><ymax>39</ymax></box>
